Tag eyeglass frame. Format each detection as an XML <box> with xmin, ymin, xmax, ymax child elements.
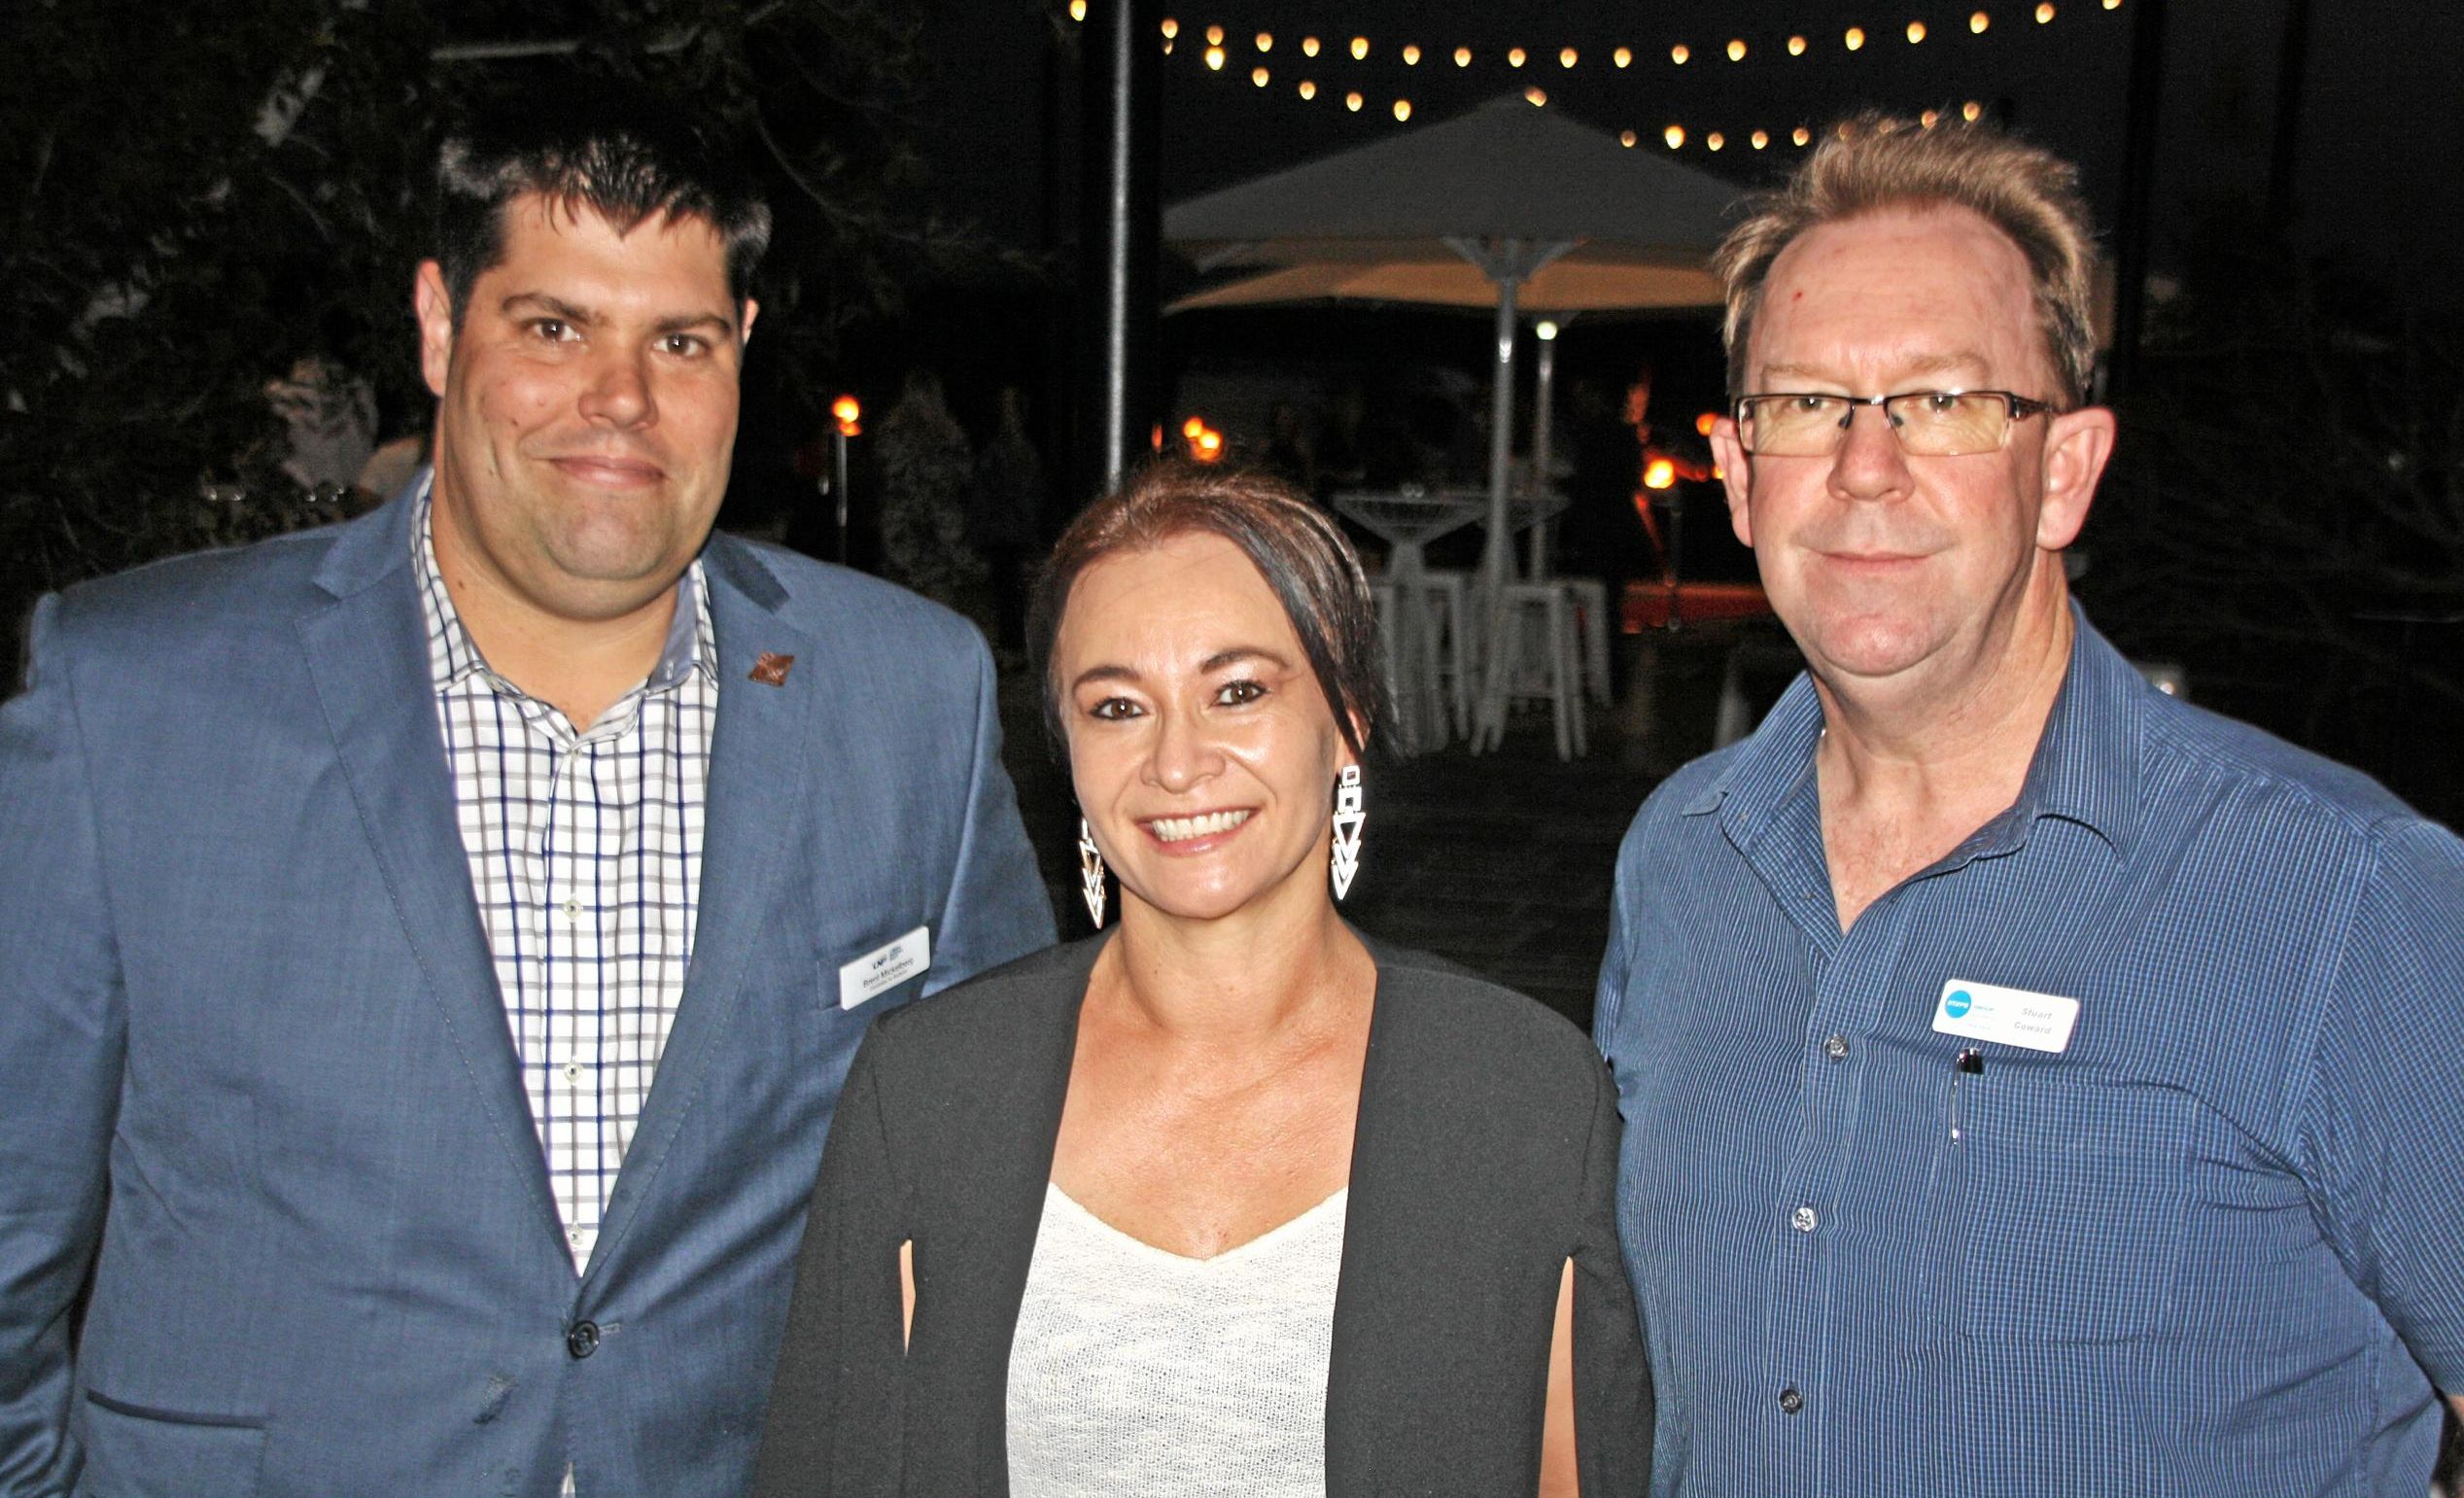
<box><xmin>1729</xmin><ymin>389</ymin><xmax>2062</xmax><ymax>457</ymax></box>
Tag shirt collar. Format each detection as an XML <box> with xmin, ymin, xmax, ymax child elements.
<box><xmin>410</xmin><ymin>468</ymin><xmax>714</xmax><ymax>696</ymax></box>
<box><xmin>1688</xmin><ymin>599</ymin><xmax>2144</xmax><ymax>859</ymax></box>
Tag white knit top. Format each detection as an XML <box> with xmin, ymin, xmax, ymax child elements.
<box><xmin>1004</xmin><ymin>1183</ymin><xmax>1349</xmax><ymax>1497</ymax></box>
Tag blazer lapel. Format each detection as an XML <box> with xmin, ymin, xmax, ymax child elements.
<box><xmin>297</xmin><ymin>497</ymin><xmax>564</xmax><ymax>1254</ymax></box>
<box><xmin>583</xmin><ymin>538</ymin><xmax>816</xmax><ymax>1276</ymax></box>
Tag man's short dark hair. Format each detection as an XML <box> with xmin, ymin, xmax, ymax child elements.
<box><xmin>434</xmin><ymin>92</ymin><xmax>772</xmax><ymax>321</ymax></box>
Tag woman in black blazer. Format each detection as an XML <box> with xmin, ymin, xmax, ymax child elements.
<box><xmin>753</xmin><ymin>465</ymin><xmax>1650</xmax><ymax>1496</ymax></box>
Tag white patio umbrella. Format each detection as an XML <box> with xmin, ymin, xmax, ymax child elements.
<box><xmin>1164</xmin><ymin>94</ymin><xmax>1741</xmax><ymax>603</ymax></box>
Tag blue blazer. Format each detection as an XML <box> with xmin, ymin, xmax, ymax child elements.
<box><xmin>0</xmin><ymin>488</ymin><xmax>1057</xmax><ymax>1497</ymax></box>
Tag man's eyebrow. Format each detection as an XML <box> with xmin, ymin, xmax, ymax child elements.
<box><xmin>501</xmin><ymin>292</ymin><xmax>596</xmax><ymax>325</ymax></box>
<box><xmin>652</xmin><ymin>310</ymin><xmax>738</xmax><ymax>337</ymax></box>
<box><xmin>1760</xmin><ymin>352</ymin><xmax>1990</xmax><ymax>387</ymax></box>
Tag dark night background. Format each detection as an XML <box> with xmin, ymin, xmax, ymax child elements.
<box><xmin>6</xmin><ymin>0</ymin><xmax>2461</xmax><ymax>819</ymax></box>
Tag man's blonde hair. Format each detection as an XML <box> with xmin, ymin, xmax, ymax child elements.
<box><xmin>1713</xmin><ymin>113</ymin><xmax>2101</xmax><ymax>405</ymax></box>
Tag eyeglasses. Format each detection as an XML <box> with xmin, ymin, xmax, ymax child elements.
<box><xmin>1733</xmin><ymin>390</ymin><xmax>2058</xmax><ymax>458</ymax></box>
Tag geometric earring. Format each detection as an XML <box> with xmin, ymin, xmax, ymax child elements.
<box><xmin>1077</xmin><ymin>817</ymin><xmax>1108</xmax><ymax>928</ymax></box>
<box><xmin>1329</xmin><ymin>765</ymin><xmax>1365</xmax><ymax>901</ymax></box>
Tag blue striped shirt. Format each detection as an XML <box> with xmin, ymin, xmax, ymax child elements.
<box><xmin>1597</xmin><ymin>608</ymin><xmax>2464</xmax><ymax>1496</ymax></box>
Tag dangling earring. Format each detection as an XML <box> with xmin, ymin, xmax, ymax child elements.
<box><xmin>1077</xmin><ymin>818</ymin><xmax>1108</xmax><ymax>928</ymax></box>
<box><xmin>1330</xmin><ymin>765</ymin><xmax>1366</xmax><ymax>901</ymax></box>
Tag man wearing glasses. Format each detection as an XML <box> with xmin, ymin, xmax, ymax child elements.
<box><xmin>1596</xmin><ymin>115</ymin><xmax>2464</xmax><ymax>1493</ymax></box>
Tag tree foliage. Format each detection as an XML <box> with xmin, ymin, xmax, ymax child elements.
<box><xmin>2087</xmin><ymin>221</ymin><xmax>2464</xmax><ymax>821</ymax></box>
<box><xmin>2</xmin><ymin>0</ymin><xmax>1007</xmax><ymax>661</ymax></box>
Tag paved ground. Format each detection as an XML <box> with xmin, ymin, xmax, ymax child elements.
<box><xmin>997</xmin><ymin>620</ymin><xmax>1793</xmax><ymax>1031</ymax></box>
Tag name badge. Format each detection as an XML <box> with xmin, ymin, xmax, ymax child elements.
<box><xmin>839</xmin><ymin>926</ymin><xmax>930</xmax><ymax>1010</ymax></box>
<box><xmin>1932</xmin><ymin>978</ymin><xmax>2080</xmax><ymax>1054</ymax></box>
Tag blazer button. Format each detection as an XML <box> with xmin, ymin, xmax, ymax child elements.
<box><xmin>567</xmin><ymin>1321</ymin><xmax>601</xmax><ymax>1360</ymax></box>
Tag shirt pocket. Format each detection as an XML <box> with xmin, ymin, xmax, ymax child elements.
<box><xmin>1952</xmin><ymin>1070</ymin><xmax>2195</xmax><ymax>1343</ymax></box>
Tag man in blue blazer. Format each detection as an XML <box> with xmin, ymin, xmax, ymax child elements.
<box><xmin>0</xmin><ymin>98</ymin><xmax>1055</xmax><ymax>1495</ymax></box>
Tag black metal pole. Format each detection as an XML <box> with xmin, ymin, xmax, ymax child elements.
<box><xmin>1074</xmin><ymin>0</ymin><xmax>1162</xmax><ymax>503</ymax></box>
<box><xmin>2104</xmin><ymin>0</ymin><xmax>2168</xmax><ymax>403</ymax></box>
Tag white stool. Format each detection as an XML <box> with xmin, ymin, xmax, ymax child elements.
<box><xmin>1555</xmin><ymin>576</ymin><xmax>1614</xmax><ymax>707</ymax></box>
<box><xmin>1479</xmin><ymin>581</ymin><xmax>1588</xmax><ymax>760</ymax></box>
<box><xmin>1368</xmin><ymin>577</ymin><xmax>1447</xmax><ymax>753</ymax></box>
<box><xmin>1418</xmin><ymin>569</ymin><xmax>1476</xmax><ymax>739</ymax></box>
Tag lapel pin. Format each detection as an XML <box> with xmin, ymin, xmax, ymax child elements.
<box><xmin>748</xmin><ymin>651</ymin><xmax>796</xmax><ymax>687</ymax></box>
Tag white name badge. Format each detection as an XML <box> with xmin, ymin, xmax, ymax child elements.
<box><xmin>839</xmin><ymin>926</ymin><xmax>931</xmax><ymax>1010</ymax></box>
<box><xmin>1932</xmin><ymin>978</ymin><xmax>2080</xmax><ymax>1054</ymax></box>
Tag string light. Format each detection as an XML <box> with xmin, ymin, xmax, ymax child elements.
<box><xmin>1168</xmin><ymin>6</ymin><xmax>2133</xmax><ymax>140</ymax></box>
<box><xmin>1068</xmin><ymin>0</ymin><xmax>1086</xmax><ymax>20</ymax></box>
<box><xmin>1619</xmin><ymin>128</ymin><xmax>1638</xmax><ymax>146</ymax></box>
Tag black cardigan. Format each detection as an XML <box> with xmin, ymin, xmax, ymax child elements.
<box><xmin>751</xmin><ymin>933</ymin><xmax>1653</xmax><ymax>1496</ymax></box>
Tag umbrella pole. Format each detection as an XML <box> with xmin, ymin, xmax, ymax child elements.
<box><xmin>1529</xmin><ymin>324</ymin><xmax>1558</xmax><ymax>581</ymax></box>
<box><xmin>1475</xmin><ymin>270</ymin><xmax>1521</xmax><ymax>752</ymax></box>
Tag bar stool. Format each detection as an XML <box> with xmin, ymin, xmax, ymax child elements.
<box><xmin>1484</xmin><ymin>580</ymin><xmax>1588</xmax><ymax>760</ymax></box>
<box><xmin>1418</xmin><ymin>568</ymin><xmax>1476</xmax><ymax>739</ymax></box>
<box><xmin>1368</xmin><ymin>576</ymin><xmax>1448</xmax><ymax>753</ymax></box>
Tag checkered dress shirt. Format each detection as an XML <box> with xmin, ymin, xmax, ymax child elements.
<box><xmin>413</xmin><ymin>480</ymin><xmax>715</xmax><ymax>1275</ymax></box>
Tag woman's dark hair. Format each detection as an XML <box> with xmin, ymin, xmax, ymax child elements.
<box><xmin>433</xmin><ymin>91</ymin><xmax>772</xmax><ymax>324</ymax></box>
<box><xmin>1030</xmin><ymin>463</ymin><xmax>1388</xmax><ymax>759</ymax></box>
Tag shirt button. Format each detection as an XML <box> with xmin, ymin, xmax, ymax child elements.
<box><xmin>566</xmin><ymin>1321</ymin><xmax>600</xmax><ymax>1359</ymax></box>
<box><xmin>1779</xmin><ymin>1386</ymin><xmax>1805</xmax><ymax>1414</ymax></box>
<box><xmin>1790</xmin><ymin>1205</ymin><xmax>1819</xmax><ymax>1233</ymax></box>
<box><xmin>563</xmin><ymin>1062</ymin><xmax>580</xmax><ymax>1081</ymax></box>
<box><xmin>562</xmin><ymin>898</ymin><xmax>581</xmax><ymax>922</ymax></box>
<box><xmin>1822</xmin><ymin>1034</ymin><xmax>1851</xmax><ymax>1061</ymax></box>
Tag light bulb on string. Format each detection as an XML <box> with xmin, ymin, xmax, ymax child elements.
<box><xmin>1614</xmin><ymin>46</ymin><xmax>1633</xmax><ymax>67</ymax></box>
<box><xmin>1845</xmin><ymin>26</ymin><xmax>1866</xmax><ymax>49</ymax></box>
<box><xmin>1664</xmin><ymin>123</ymin><xmax>1685</xmax><ymax>148</ymax></box>
<box><xmin>1726</xmin><ymin>38</ymin><xmax>1747</xmax><ymax>60</ymax></box>
<box><xmin>1671</xmin><ymin>44</ymin><xmax>1690</xmax><ymax>63</ymax></box>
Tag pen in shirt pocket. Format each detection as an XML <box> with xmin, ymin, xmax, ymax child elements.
<box><xmin>1949</xmin><ymin>1047</ymin><xmax>1984</xmax><ymax>1139</ymax></box>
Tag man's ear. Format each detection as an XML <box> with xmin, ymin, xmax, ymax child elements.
<box><xmin>738</xmin><ymin>297</ymin><xmax>759</xmax><ymax>348</ymax></box>
<box><xmin>1710</xmin><ymin>416</ymin><xmax>1754</xmax><ymax>548</ymax></box>
<box><xmin>2036</xmin><ymin>404</ymin><xmax>2116</xmax><ymax>551</ymax></box>
<box><xmin>413</xmin><ymin>261</ymin><xmax>455</xmax><ymax>400</ymax></box>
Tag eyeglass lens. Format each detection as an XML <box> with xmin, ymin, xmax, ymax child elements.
<box><xmin>1742</xmin><ymin>393</ymin><xmax>2014</xmax><ymax>457</ymax></box>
